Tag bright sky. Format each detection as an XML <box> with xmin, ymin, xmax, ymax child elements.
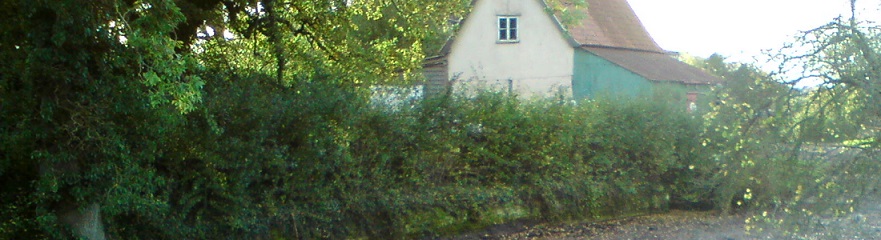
<box><xmin>628</xmin><ymin>0</ymin><xmax>881</xmax><ymax>63</ymax></box>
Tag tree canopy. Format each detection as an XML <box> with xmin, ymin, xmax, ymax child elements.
<box><xmin>0</xmin><ymin>0</ymin><xmax>470</xmax><ymax>238</ymax></box>
<box><xmin>2</xmin><ymin>0</ymin><xmax>881</xmax><ymax>239</ymax></box>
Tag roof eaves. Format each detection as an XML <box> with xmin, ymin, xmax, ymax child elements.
<box><xmin>436</xmin><ymin>0</ymin><xmax>478</xmax><ymax>56</ymax></box>
<box><xmin>540</xmin><ymin>0</ymin><xmax>582</xmax><ymax>47</ymax></box>
<box><xmin>579</xmin><ymin>44</ymin><xmax>666</xmax><ymax>55</ymax></box>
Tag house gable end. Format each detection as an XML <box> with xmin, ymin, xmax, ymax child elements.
<box><xmin>426</xmin><ymin>0</ymin><xmax>723</xmax><ymax>98</ymax></box>
<box><xmin>443</xmin><ymin>0</ymin><xmax>576</xmax><ymax>98</ymax></box>
<box><xmin>437</xmin><ymin>0</ymin><xmax>578</xmax><ymax>58</ymax></box>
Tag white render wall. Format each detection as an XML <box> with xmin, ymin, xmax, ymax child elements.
<box><xmin>448</xmin><ymin>0</ymin><xmax>574</xmax><ymax>98</ymax></box>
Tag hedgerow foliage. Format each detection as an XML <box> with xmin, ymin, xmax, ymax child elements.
<box><xmin>141</xmin><ymin>79</ymin><xmax>712</xmax><ymax>239</ymax></box>
<box><xmin>0</xmin><ymin>0</ymin><xmax>710</xmax><ymax>238</ymax></box>
<box><xmin>2</xmin><ymin>66</ymin><xmax>712</xmax><ymax>239</ymax></box>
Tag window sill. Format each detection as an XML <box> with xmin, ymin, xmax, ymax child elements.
<box><xmin>496</xmin><ymin>40</ymin><xmax>520</xmax><ymax>44</ymax></box>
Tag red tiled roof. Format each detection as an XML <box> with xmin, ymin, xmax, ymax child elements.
<box><xmin>438</xmin><ymin>0</ymin><xmax>666</xmax><ymax>54</ymax></box>
<box><xmin>566</xmin><ymin>0</ymin><xmax>721</xmax><ymax>84</ymax></box>
<box><xmin>567</xmin><ymin>0</ymin><xmax>664</xmax><ymax>53</ymax></box>
<box><xmin>584</xmin><ymin>46</ymin><xmax>723</xmax><ymax>85</ymax></box>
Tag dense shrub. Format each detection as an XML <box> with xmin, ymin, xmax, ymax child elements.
<box><xmin>2</xmin><ymin>67</ymin><xmax>713</xmax><ymax>239</ymax></box>
<box><xmin>140</xmin><ymin>76</ymin><xmax>713</xmax><ymax>238</ymax></box>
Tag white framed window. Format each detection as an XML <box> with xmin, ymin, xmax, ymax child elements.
<box><xmin>498</xmin><ymin>16</ymin><xmax>519</xmax><ymax>42</ymax></box>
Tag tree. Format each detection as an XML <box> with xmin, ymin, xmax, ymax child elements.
<box><xmin>696</xmin><ymin>1</ymin><xmax>881</xmax><ymax>236</ymax></box>
<box><xmin>0</xmin><ymin>0</ymin><xmax>198</xmax><ymax>238</ymax></box>
<box><xmin>0</xmin><ymin>0</ymin><xmax>476</xmax><ymax>238</ymax></box>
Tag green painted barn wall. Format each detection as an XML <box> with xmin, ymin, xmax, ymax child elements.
<box><xmin>572</xmin><ymin>50</ymin><xmax>653</xmax><ymax>100</ymax></box>
<box><xmin>572</xmin><ymin>49</ymin><xmax>717</xmax><ymax>111</ymax></box>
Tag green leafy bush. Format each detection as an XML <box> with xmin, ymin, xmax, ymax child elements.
<box><xmin>2</xmin><ymin>63</ymin><xmax>714</xmax><ymax>239</ymax></box>
<box><xmin>0</xmin><ymin>0</ymin><xmax>715</xmax><ymax>238</ymax></box>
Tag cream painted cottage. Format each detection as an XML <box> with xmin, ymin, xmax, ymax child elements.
<box><xmin>424</xmin><ymin>0</ymin><xmax>722</xmax><ymax>107</ymax></box>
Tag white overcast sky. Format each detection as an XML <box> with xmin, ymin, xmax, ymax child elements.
<box><xmin>627</xmin><ymin>0</ymin><xmax>881</xmax><ymax>63</ymax></box>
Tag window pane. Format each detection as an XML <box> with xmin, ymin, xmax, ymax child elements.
<box><xmin>509</xmin><ymin>29</ymin><xmax>517</xmax><ymax>40</ymax></box>
<box><xmin>509</xmin><ymin>18</ymin><xmax>517</xmax><ymax>28</ymax></box>
<box><xmin>499</xmin><ymin>18</ymin><xmax>507</xmax><ymax>28</ymax></box>
<box><xmin>499</xmin><ymin>30</ymin><xmax>507</xmax><ymax>40</ymax></box>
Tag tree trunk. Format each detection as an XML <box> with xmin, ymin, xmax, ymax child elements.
<box><xmin>60</xmin><ymin>203</ymin><xmax>107</xmax><ymax>240</ymax></box>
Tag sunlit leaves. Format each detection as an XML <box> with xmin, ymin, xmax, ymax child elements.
<box><xmin>696</xmin><ymin>10</ymin><xmax>881</xmax><ymax>237</ymax></box>
<box><xmin>190</xmin><ymin>0</ymin><xmax>470</xmax><ymax>89</ymax></box>
<box><xmin>548</xmin><ymin>0</ymin><xmax>587</xmax><ymax>28</ymax></box>
<box><xmin>117</xmin><ymin>0</ymin><xmax>206</xmax><ymax>113</ymax></box>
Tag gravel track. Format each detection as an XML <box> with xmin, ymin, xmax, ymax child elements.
<box><xmin>446</xmin><ymin>198</ymin><xmax>881</xmax><ymax>240</ymax></box>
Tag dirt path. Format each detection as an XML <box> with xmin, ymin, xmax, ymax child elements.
<box><xmin>447</xmin><ymin>210</ymin><xmax>748</xmax><ymax>240</ymax></box>
<box><xmin>444</xmin><ymin>197</ymin><xmax>881</xmax><ymax>240</ymax></box>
